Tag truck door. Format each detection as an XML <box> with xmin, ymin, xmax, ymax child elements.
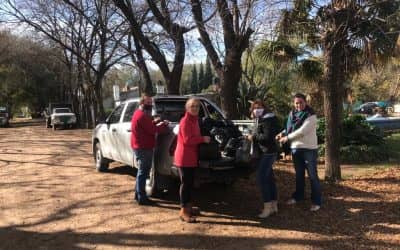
<box><xmin>103</xmin><ymin>104</ymin><xmax>124</xmax><ymax>161</ymax></box>
<box><xmin>115</xmin><ymin>101</ymin><xmax>138</xmax><ymax>166</ymax></box>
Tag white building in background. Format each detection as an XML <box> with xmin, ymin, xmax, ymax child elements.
<box><xmin>394</xmin><ymin>104</ymin><xmax>400</xmax><ymax>113</ymax></box>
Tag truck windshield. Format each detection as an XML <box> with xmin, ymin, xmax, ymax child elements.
<box><xmin>54</xmin><ymin>108</ymin><xmax>71</xmax><ymax>113</ymax></box>
<box><xmin>154</xmin><ymin>100</ymin><xmax>186</xmax><ymax>122</ymax></box>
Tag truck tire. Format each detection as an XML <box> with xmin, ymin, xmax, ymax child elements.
<box><xmin>95</xmin><ymin>142</ymin><xmax>109</xmax><ymax>172</ymax></box>
<box><xmin>46</xmin><ymin>118</ymin><xmax>51</xmax><ymax>128</ymax></box>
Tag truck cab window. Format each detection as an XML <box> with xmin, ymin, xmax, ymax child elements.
<box><xmin>108</xmin><ymin>105</ymin><xmax>124</xmax><ymax>124</ymax></box>
<box><xmin>123</xmin><ymin>102</ymin><xmax>138</xmax><ymax>122</ymax></box>
<box><xmin>204</xmin><ymin>101</ymin><xmax>224</xmax><ymax>120</ymax></box>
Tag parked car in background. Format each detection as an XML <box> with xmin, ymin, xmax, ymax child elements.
<box><xmin>0</xmin><ymin>107</ymin><xmax>10</xmax><ymax>127</ymax></box>
<box><xmin>354</xmin><ymin>102</ymin><xmax>380</xmax><ymax>115</ymax></box>
<box><xmin>45</xmin><ymin>103</ymin><xmax>77</xmax><ymax>130</ymax></box>
<box><xmin>92</xmin><ymin>95</ymin><xmax>251</xmax><ymax>196</ymax></box>
<box><xmin>366</xmin><ymin>115</ymin><xmax>400</xmax><ymax>132</ymax></box>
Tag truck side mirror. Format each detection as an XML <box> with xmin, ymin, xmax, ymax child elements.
<box><xmin>96</xmin><ymin>117</ymin><xmax>107</xmax><ymax>124</ymax></box>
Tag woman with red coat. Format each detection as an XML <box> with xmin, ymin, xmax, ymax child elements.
<box><xmin>174</xmin><ymin>98</ymin><xmax>210</xmax><ymax>223</ymax></box>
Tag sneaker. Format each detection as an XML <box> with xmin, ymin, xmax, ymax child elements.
<box><xmin>286</xmin><ymin>198</ymin><xmax>297</xmax><ymax>205</ymax></box>
<box><xmin>310</xmin><ymin>205</ymin><xmax>321</xmax><ymax>212</ymax></box>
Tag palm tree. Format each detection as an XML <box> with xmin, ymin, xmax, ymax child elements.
<box><xmin>277</xmin><ymin>0</ymin><xmax>399</xmax><ymax>182</ymax></box>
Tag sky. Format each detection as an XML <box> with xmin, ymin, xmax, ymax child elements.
<box><xmin>0</xmin><ymin>0</ymin><xmax>291</xmax><ymax>67</ymax></box>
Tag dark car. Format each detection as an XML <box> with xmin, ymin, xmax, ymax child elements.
<box><xmin>0</xmin><ymin>107</ymin><xmax>10</xmax><ymax>127</ymax></box>
<box><xmin>354</xmin><ymin>102</ymin><xmax>380</xmax><ymax>115</ymax></box>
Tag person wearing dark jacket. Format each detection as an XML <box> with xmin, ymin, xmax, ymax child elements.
<box><xmin>174</xmin><ymin>98</ymin><xmax>210</xmax><ymax>223</ymax></box>
<box><xmin>131</xmin><ymin>94</ymin><xmax>169</xmax><ymax>205</ymax></box>
<box><xmin>247</xmin><ymin>99</ymin><xmax>281</xmax><ymax>218</ymax></box>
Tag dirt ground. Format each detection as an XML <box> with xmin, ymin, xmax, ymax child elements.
<box><xmin>0</xmin><ymin>119</ymin><xmax>399</xmax><ymax>250</ymax></box>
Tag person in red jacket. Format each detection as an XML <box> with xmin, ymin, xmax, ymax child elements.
<box><xmin>131</xmin><ymin>94</ymin><xmax>169</xmax><ymax>205</ymax></box>
<box><xmin>174</xmin><ymin>98</ymin><xmax>210</xmax><ymax>223</ymax></box>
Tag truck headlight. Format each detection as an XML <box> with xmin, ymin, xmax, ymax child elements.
<box><xmin>71</xmin><ymin>116</ymin><xmax>77</xmax><ymax>123</ymax></box>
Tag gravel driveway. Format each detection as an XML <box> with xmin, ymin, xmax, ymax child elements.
<box><xmin>0</xmin><ymin>119</ymin><xmax>399</xmax><ymax>249</ymax></box>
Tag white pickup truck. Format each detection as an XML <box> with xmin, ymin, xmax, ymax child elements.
<box><xmin>92</xmin><ymin>95</ymin><xmax>252</xmax><ymax>196</ymax></box>
<box><xmin>47</xmin><ymin>107</ymin><xmax>77</xmax><ymax>130</ymax></box>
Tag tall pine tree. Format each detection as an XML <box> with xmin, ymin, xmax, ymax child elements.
<box><xmin>198</xmin><ymin>62</ymin><xmax>205</xmax><ymax>92</ymax></box>
<box><xmin>204</xmin><ymin>58</ymin><xmax>213</xmax><ymax>90</ymax></box>
<box><xmin>190</xmin><ymin>64</ymin><xmax>198</xmax><ymax>93</ymax></box>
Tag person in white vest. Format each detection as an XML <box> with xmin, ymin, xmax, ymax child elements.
<box><xmin>277</xmin><ymin>93</ymin><xmax>322</xmax><ymax>212</ymax></box>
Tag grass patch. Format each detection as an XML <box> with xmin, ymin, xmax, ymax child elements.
<box><xmin>341</xmin><ymin>164</ymin><xmax>396</xmax><ymax>179</ymax></box>
<box><xmin>340</xmin><ymin>133</ymin><xmax>400</xmax><ymax>179</ymax></box>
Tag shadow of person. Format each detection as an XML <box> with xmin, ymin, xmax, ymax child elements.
<box><xmin>105</xmin><ymin>164</ymin><xmax>137</xmax><ymax>177</ymax></box>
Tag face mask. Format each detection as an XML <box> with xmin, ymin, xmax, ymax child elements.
<box><xmin>143</xmin><ymin>104</ymin><xmax>153</xmax><ymax>111</ymax></box>
<box><xmin>253</xmin><ymin>108</ymin><xmax>264</xmax><ymax>118</ymax></box>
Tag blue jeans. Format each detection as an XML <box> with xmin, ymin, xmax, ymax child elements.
<box><xmin>256</xmin><ymin>153</ymin><xmax>277</xmax><ymax>202</ymax></box>
<box><xmin>291</xmin><ymin>148</ymin><xmax>322</xmax><ymax>206</ymax></box>
<box><xmin>133</xmin><ymin>149</ymin><xmax>154</xmax><ymax>202</ymax></box>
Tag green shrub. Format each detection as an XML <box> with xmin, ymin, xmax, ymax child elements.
<box><xmin>342</xmin><ymin>115</ymin><xmax>384</xmax><ymax>146</ymax></box>
<box><xmin>316</xmin><ymin>118</ymin><xmax>326</xmax><ymax>144</ymax></box>
<box><xmin>318</xmin><ymin>114</ymin><xmax>388</xmax><ymax>163</ymax></box>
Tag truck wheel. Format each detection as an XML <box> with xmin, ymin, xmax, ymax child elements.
<box><xmin>145</xmin><ymin>165</ymin><xmax>160</xmax><ymax>197</ymax></box>
<box><xmin>95</xmin><ymin>142</ymin><xmax>109</xmax><ymax>172</ymax></box>
<box><xmin>46</xmin><ymin>118</ymin><xmax>51</xmax><ymax>128</ymax></box>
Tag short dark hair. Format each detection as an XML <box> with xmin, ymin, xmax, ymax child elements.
<box><xmin>139</xmin><ymin>94</ymin><xmax>152</xmax><ymax>105</ymax></box>
<box><xmin>294</xmin><ymin>93</ymin><xmax>306</xmax><ymax>101</ymax></box>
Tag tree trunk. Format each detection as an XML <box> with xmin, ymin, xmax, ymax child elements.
<box><xmin>167</xmin><ymin>32</ymin><xmax>185</xmax><ymax>95</ymax></box>
<box><xmin>323</xmin><ymin>42</ymin><xmax>344</xmax><ymax>182</ymax></box>
<box><xmin>132</xmin><ymin>36</ymin><xmax>153</xmax><ymax>95</ymax></box>
<box><xmin>94</xmin><ymin>75</ymin><xmax>105</xmax><ymax>122</ymax></box>
<box><xmin>221</xmin><ymin>50</ymin><xmax>242</xmax><ymax>119</ymax></box>
<box><xmin>114</xmin><ymin>0</ymin><xmax>186</xmax><ymax>96</ymax></box>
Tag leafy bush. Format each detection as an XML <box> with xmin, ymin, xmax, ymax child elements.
<box><xmin>343</xmin><ymin>115</ymin><xmax>384</xmax><ymax>145</ymax></box>
<box><xmin>318</xmin><ymin>114</ymin><xmax>389</xmax><ymax>163</ymax></box>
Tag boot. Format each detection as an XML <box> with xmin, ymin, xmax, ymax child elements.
<box><xmin>187</xmin><ymin>202</ymin><xmax>201</xmax><ymax>216</ymax></box>
<box><xmin>271</xmin><ymin>200</ymin><xmax>278</xmax><ymax>213</ymax></box>
<box><xmin>179</xmin><ymin>207</ymin><xmax>196</xmax><ymax>223</ymax></box>
<box><xmin>258</xmin><ymin>202</ymin><xmax>274</xmax><ymax>218</ymax></box>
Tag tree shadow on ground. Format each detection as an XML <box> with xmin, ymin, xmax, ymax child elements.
<box><xmin>106</xmin><ymin>165</ymin><xmax>137</xmax><ymax>177</ymax></box>
<box><xmin>1</xmin><ymin>166</ymin><xmax>399</xmax><ymax>249</ymax></box>
<box><xmin>1</xmin><ymin>225</ymin><xmax>398</xmax><ymax>250</ymax></box>
<box><xmin>149</xmin><ymin>166</ymin><xmax>400</xmax><ymax>241</ymax></box>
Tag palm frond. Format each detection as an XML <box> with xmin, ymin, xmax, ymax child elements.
<box><xmin>298</xmin><ymin>58</ymin><xmax>324</xmax><ymax>83</ymax></box>
<box><xmin>255</xmin><ymin>40</ymin><xmax>302</xmax><ymax>65</ymax></box>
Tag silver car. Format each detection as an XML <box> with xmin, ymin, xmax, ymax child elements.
<box><xmin>92</xmin><ymin>95</ymin><xmax>251</xmax><ymax>196</ymax></box>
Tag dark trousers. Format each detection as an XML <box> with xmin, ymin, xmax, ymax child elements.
<box><xmin>256</xmin><ymin>153</ymin><xmax>277</xmax><ymax>202</ymax></box>
<box><xmin>291</xmin><ymin>148</ymin><xmax>322</xmax><ymax>206</ymax></box>
<box><xmin>178</xmin><ymin>167</ymin><xmax>195</xmax><ymax>207</ymax></box>
<box><xmin>133</xmin><ymin>149</ymin><xmax>153</xmax><ymax>202</ymax></box>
